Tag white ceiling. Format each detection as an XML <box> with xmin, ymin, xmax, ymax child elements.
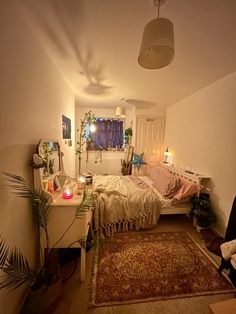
<box><xmin>21</xmin><ymin>0</ymin><xmax>236</xmax><ymax>110</ymax></box>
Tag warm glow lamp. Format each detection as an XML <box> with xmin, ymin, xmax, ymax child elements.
<box><xmin>138</xmin><ymin>0</ymin><xmax>175</xmax><ymax>69</ymax></box>
<box><xmin>89</xmin><ymin>123</ymin><xmax>96</xmax><ymax>133</ymax></box>
<box><xmin>163</xmin><ymin>147</ymin><xmax>171</xmax><ymax>163</ymax></box>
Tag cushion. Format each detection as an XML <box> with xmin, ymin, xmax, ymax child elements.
<box><xmin>231</xmin><ymin>253</ymin><xmax>236</xmax><ymax>269</ymax></box>
<box><xmin>146</xmin><ymin>165</ymin><xmax>168</xmax><ymax>181</ymax></box>
<box><xmin>152</xmin><ymin>167</ymin><xmax>180</xmax><ymax>198</ymax></box>
<box><xmin>220</xmin><ymin>240</ymin><xmax>236</xmax><ymax>261</ymax></box>
<box><xmin>174</xmin><ymin>177</ymin><xmax>199</xmax><ymax>200</ymax></box>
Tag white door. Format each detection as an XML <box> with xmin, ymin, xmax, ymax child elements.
<box><xmin>135</xmin><ymin>116</ymin><xmax>165</xmax><ymax>163</ymax></box>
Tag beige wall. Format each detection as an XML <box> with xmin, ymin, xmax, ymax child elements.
<box><xmin>0</xmin><ymin>2</ymin><xmax>75</xmax><ymax>313</ymax></box>
<box><xmin>165</xmin><ymin>72</ymin><xmax>236</xmax><ymax>234</ymax></box>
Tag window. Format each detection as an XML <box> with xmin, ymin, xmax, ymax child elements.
<box><xmin>87</xmin><ymin>118</ymin><xmax>124</xmax><ymax>149</ymax></box>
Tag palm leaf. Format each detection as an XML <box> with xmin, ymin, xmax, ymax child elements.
<box><xmin>0</xmin><ymin>238</ymin><xmax>35</xmax><ymax>290</ymax></box>
<box><xmin>30</xmin><ymin>189</ymin><xmax>52</xmax><ymax>230</ymax></box>
<box><xmin>0</xmin><ymin>236</ymin><xmax>9</xmax><ymax>267</ymax></box>
<box><xmin>2</xmin><ymin>172</ymin><xmax>51</xmax><ymax>231</ymax></box>
<box><xmin>76</xmin><ymin>189</ymin><xmax>96</xmax><ymax>218</ymax></box>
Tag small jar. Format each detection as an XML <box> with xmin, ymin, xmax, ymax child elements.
<box><xmin>77</xmin><ymin>175</ymin><xmax>86</xmax><ymax>189</ymax></box>
<box><xmin>62</xmin><ymin>185</ymin><xmax>73</xmax><ymax>199</ymax></box>
<box><xmin>47</xmin><ymin>180</ymin><xmax>54</xmax><ymax>194</ymax></box>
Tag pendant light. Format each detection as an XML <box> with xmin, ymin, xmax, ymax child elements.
<box><xmin>115</xmin><ymin>106</ymin><xmax>126</xmax><ymax>118</ymax></box>
<box><xmin>138</xmin><ymin>0</ymin><xmax>174</xmax><ymax>69</ymax></box>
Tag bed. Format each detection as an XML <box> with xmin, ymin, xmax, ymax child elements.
<box><xmin>92</xmin><ymin>164</ymin><xmax>209</xmax><ymax>237</ymax></box>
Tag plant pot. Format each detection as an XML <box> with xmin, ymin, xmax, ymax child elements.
<box><xmin>21</xmin><ymin>279</ymin><xmax>61</xmax><ymax>314</ymax></box>
<box><xmin>196</xmin><ymin>224</ymin><xmax>208</xmax><ymax>232</ymax></box>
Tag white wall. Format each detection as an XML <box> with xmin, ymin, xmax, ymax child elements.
<box><xmin>0</xmin><ymin>2</ymin><xmax>75</xmax><ymax>313</ymax></box>
<box><xmin>165</xmin><ymin>72</ymin><xmax>236</xmax><ymax>234</ymax></box>
<box><xmin>136</xmin><ymin>106</ymin><xmax>166</xmax><ymax>117</ymax></box>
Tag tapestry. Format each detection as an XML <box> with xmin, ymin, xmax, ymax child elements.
<box><xmin>89</xmin><ymin>231</ymin><xmax>236</xmax><ymax>307</ymax></box>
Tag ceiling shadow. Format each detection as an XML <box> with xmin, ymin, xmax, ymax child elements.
<box><xmin>22</xmin><ymin>0</ymin><xmax>113</xmax><ymax>96</ymax></box>
<box><xmin>125</xmin><ymin>99</ymin><xmax>158</xmax><ymax>109</ymax></box>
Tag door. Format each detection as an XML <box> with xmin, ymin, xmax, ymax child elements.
<box><xmin>135</xmin><ymin>116</ymin><xmax>165</xmax><ymax>163</ymax></box>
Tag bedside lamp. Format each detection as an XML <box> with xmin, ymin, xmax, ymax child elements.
<box><xmin>163</xmin><ymin>147</ymin><xmax>171</xmax><ymax>164</ymax></box>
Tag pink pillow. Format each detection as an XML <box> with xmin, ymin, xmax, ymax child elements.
<box><xmin>146</xmin><ymin>165</ymin><xmax>169</xmax><ymax>181</ymax></box>
<box><xmin>152</xmin><ymin>167</ymin><xmax>180</xmax><ymax>198</ymax></box>
<box><xmin>174</xmin><ymin>177</ymin><xmax>200</xmax><ymax>200</ymax></box>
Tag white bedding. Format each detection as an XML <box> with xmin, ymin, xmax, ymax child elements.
<box><xmin>93</xmin><ymin>175</ymin><xmax>161</xmax><ymax>237</ymax></box>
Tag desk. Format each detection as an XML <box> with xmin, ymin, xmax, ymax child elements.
<box><xmin>41</xmin><ymin>183</ymin><xmax>92</xmax><ymax>282</ymax></box>
<box><xmin>33</xmin><ymin>144</ymin><xmax>93</xmax><ymax>282</ymax></box>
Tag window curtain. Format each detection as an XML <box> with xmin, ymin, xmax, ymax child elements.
<box><xmin>91</xmin><ymin>119</ymin><xmax>123</xmax><ymax>149</ymax></box>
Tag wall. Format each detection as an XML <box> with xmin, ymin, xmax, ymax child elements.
<box><xmin>75</xmin><ymin>105</ymin><xmax>133</xmax><ymax>175</ymax></box>
<box><xmin>0</xmin><ymin>2</ymin><xmax>75</xmax><ymax>313</ymax></box>
<box><xmin>165</xmin><ymin>72</ymin><xmax>236</xmax><ymax>234</ymax></box>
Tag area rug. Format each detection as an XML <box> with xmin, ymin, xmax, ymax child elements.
<box><xmin>89</xmin><ymin>231</ymin><xmax>236</xmax><ymax>307</ymax></box>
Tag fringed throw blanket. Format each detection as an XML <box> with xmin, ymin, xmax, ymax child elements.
<box><xmin>93</xmin><ymin>175</ymin><xmax>161</xmax><ymax>237</ymax></box>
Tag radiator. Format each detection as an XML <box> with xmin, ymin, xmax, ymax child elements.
<box><xmin>82</xmin><ymin>151</ymin><xmax>125</xmax><ymax>175</ymax></box>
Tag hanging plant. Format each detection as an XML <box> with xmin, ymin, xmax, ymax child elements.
<box><xmin>76</xmin><ymin>111</ymin><xmax>96</xmax><ymax>174</ymax></box>
<box><xmin>124</xmin><ymin>127</ymin><xmax>132</xmax><ymax>145</ymax></box>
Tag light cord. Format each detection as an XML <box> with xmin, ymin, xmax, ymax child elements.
<box><xmin>157</xmin><ymin>0</ymin><xmax>161</xmax><ymax>18</ymax></box>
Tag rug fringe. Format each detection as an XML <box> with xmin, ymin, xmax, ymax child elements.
<box><xmin>98</xmin><ymin>209</ymin><xmax>159</xmax><ymax>238</ymax></box>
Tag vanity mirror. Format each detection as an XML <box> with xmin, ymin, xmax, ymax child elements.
<box><xmin>37</xmin><ymin>140</ymin><xmax>61</xmax><ymax>177</ymax></box>
<box><xmin>32</xmin><ymin>140</ymin><xmax>67</xmax><ymax>202</ymax></box>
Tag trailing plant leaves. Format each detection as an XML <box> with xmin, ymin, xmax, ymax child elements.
<box><xmin>76</xmin><ymin>189</ymin><xmax>96</xmax><ymax>218</ymax></box>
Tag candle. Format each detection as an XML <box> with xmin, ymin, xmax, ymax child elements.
<box><xmin>62</xmin><ymin>185</ymin><xmax>73</xmax><ymax>199</ymax></box>
<box><xmin>47</xmin><ymin>180</ymin><xmax>54</xmax><ymax>194</ymax></box>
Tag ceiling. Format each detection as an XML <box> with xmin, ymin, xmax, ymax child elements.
<box><xmin>21</xmin><ymin>0</ymin><xmax>236</xmax><ymax>110</ymax></box>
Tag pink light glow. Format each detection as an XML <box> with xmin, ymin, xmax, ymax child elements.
<box><xmin>62</xmin><ymin>187</ymin><xmax>73</xmax><ymax>199</ymax></box>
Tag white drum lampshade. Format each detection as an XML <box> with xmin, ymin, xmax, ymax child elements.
<box><xmin>138</xmin><ymin>0</ymin><xmax>175</xmax><ymax>69</ymax></box>
<box><xmin>138</xmin><ymin>18</ymin><xmax>174</xmax><ymax>69</ymax></box>
<box><xmin>115</xmin><ymin>106</ymin><xmax>126</xmax><ymax>118</ymax></box>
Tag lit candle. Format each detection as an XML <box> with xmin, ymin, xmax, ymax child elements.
<box><xmin>62</xmin><ymin>185</ymin><xmax>73</xmax><ymax>199</ymax></box>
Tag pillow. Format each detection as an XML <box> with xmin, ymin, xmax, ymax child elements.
<box><xmin>152</xmin><ymin>167</ymin><xmax>181</xmax><ymax>198</ymax></box>
<box><xmin>174</xmin><ymin>177</ymin><xmax>200</xmax><ymax>200</ymax></box>
<box><xmin>146</xmin><ymin>165</ymin><xmax>169</xmax><ymax>182</ymax></box>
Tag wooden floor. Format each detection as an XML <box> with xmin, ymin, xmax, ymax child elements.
<box><xmin>53</xmin><ymin>215</ymin><xmax>235</xmax><ymax>314</ymax></box>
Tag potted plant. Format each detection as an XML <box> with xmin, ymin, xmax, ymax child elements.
<box><xmin>0</xmin><ymin>172</ymin><xmax>95</xmax><ymax>313</ymax></box>
<box><xmin>190</xmin><ymin>193</ymin><xmax>216</xmax><ymax>230</ymax></box>
<box><xmin>124</xmin><ymin>127</ymin><xmax>132</xmax><ymax>146</ymax></box>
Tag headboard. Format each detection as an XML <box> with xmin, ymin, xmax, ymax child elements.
<box><xmin>160</xmin><ymin>163</ymin><xmax>210</xmax><ymax>185</ymax></box>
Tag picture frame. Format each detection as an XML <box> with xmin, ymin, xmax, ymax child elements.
<box><xmin>62</xmin><ymin>115</ymin><xmax>71</xmax><ymax>139</ymax></box>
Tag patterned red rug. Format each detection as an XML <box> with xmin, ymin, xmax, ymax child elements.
<box><xmin>89</xmin><ymin>231</ymin><xmax>236</xmax><ymax>307</ymax></box>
